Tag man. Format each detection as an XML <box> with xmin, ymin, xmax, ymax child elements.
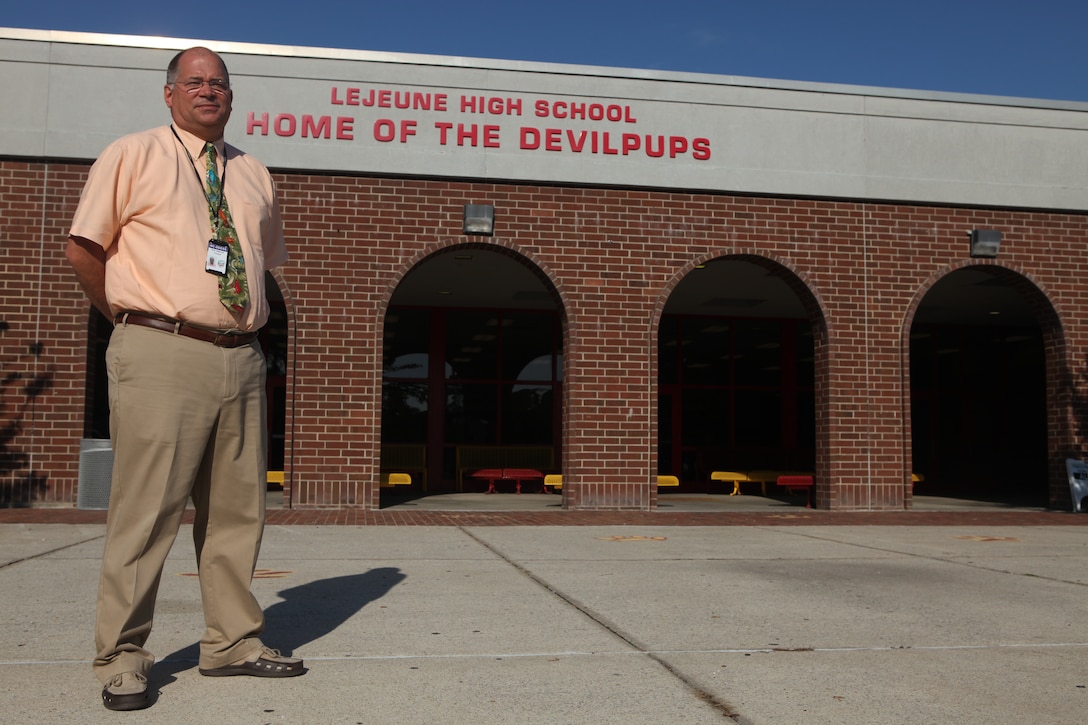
<box><xmin>66</xmin><ymin>47</ymin><xmax>304</xmax><ymax>712</ymax></box>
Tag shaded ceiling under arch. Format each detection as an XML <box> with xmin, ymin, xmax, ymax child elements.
<box><xmin>391</xmin><ymin>254</ymin><xmax>1037</xmax><ymax>325</ymax></box>
<box><xmin>389</xmin><ymin>248</ymin><xmax>556</xmax><ymax>309</ymax></box>
<box><xmin>913</xmin><ymin>267</ymin><xmax>1041</xmax><ymax>327</ymax></box>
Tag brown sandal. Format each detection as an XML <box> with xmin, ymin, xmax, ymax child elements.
<box><xmin>199</xmin><ymin>649</ymin><xmax>305</xmax><ymax>678</ymax></box>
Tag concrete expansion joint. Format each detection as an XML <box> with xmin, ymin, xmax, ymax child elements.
<box><xmin>457</xmin><ymin>525</ymin><xmax>743</xmax><ymax>720</ymax></box>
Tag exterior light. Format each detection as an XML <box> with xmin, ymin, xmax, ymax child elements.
<box><xmin>969</xmin><ymin>229</ymin><xmax>1001</xmax><ymax>258</ymax></box>
<box><xmin>463</xmin><ymin>204</ymin><xmax>495</xmax><ymax>235</ymax></box>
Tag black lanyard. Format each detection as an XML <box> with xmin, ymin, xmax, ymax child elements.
<box><xmin>171</xmin><ymin>125</ymin><xmax>227</xmax><ymax>232</ymax></box>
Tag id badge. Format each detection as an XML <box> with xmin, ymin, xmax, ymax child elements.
<box><xmin>206</xmin><ymin>240</ymin><xmax>229</xmax><ymax>276</ymax></box>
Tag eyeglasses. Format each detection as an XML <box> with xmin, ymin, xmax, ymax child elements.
<box><xmin>175</xmin><ymin>78</ymin><xmax>231</xmax><ymax>95</ymax></box>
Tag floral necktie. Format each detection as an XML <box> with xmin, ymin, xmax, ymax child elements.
<box><xmin>205</xmin><ymin>143</ymin><xmax>249</xmax><ymax>312</ymax></box>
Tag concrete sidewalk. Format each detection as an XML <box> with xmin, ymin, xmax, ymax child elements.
<box><xmin>3</xmin><ymin>521</ymin><xmax>1088</xmax><ymax>724</ymax></box>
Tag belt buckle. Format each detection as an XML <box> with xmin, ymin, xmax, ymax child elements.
<box><xmin>216</xmin><ymin>331</ymin><xmax>249</xmax><ymax>348</ymax></box>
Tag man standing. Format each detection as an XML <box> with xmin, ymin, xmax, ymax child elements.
<box><xmin>66</xmin><ymin>47</ymin><xmax>304</xmax><ymax>712</ymax></box>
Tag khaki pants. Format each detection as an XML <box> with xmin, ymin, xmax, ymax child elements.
<box><xmin>94</xmin><ymin>323</ymin><xmax>268</xmax><ymax>683</ymax></box>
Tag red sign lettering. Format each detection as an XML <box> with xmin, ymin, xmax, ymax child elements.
<box><xmin>250</xmin><ymin>87</ymin><xmax>710</xmax><ymax>161</ymax></box>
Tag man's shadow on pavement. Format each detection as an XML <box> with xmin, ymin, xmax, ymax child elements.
<box><xmin>153</xmin><ymin>566</ymin><xmax>406</xmax><ymax>687</ymax></box>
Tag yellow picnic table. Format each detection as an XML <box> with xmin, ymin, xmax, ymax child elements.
<box><xmin>711</xmin><ymin>470</ymin><xmax>812</xmax><ymax>496</ymax></box>
<box><xmin>711</xmin><ymin>470</ymin><xmax>787</xmax><ymax>496</ymax></box>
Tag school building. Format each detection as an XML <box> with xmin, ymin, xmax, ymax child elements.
<box><xmin>2</xmin><ymin>28</ymin><xmax>1087</xmax><ymax>511</ymax></box>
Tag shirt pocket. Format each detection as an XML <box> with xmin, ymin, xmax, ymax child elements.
<box><xmin>231</xmin><ymin>197</ymin><xmax>272</xmax><ymax>271</ymax></box>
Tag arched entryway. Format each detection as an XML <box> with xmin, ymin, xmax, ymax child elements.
<box><xmin>907</xmin><ymin>265</ymin><xmax>1057</xmax><ymax>507</ymax></box>
<box><xmin>380</xmin><ymin>245</ymin><xmax>564</xmax><ymax>499</ymax></box>
<box><xmin>656</xmin><ymin>256</ymin><xmax>827</xmax><ymax>501</ymax></box>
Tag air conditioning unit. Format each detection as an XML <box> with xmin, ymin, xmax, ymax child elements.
<box><xmin>77</xmin><ymin>438</ymin><xmax>113</xmax><ymax>510</ymax></box>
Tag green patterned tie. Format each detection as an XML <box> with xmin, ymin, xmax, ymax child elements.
<box><xmin>205</xmin><ymin>143</ymin><xmax>249</xmax><ymax>312</ymax></box>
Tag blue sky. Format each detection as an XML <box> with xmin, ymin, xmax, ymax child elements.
<box><xmin>5</xmin><ymin>0</ymin><xmax>1088</xmax><ymax>102</ymax></box>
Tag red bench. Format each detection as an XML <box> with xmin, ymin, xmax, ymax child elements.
<box><xmin>777</xmin><ymin>475</ymin><xmax>815</xmax><ymax>508</ymax></box>
<box><xmin>471</xmin><ymin>468</ymin><xmax>544</xmax><ymax>494</ymax></box>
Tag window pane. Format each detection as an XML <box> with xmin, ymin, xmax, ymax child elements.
<box><xmin>682</xmin><ymin>317</ymin><xmax>731</xmax><ymax>385</ymax></box>
<box><xmin>384</xmin><ymin>308</ymin><xmax>429</xmax><ymax>379</ymax></box>
<box><xmin>446</xmin><ymin>311</ymin><xmax>499</xmax><ymax>380</ymax></box>
<box><xmin>264</xmin><ymin>304</ymin><xmax>288</xmax><ymax>377</ymax></box>
<box><xmin>797</xmin><ymin>390</ymin><xmax>815</xmax><ymax>450</ymax></box>
<box><xmin>503</xmin><ymin>384</ymin><xmax>553</xmax><ymax>443</ymax></box>
<box><xmin>681</xmin><ymin>388</ymin><xmax>730</xmax><ymax>446</ymax></box>
<box><xmin>502</xmin><ymin>312</ymin><xmax>555</xmax><ymax>381</ymax></box>
<box><xmin>734</xmin><ymin>389</ymin><xmax>782</xmax><ymax>447</ymax></box>
<box><xmin>910</xmin><ymin>329</ymin><xmax>934</xmax><ymax>389</ymax></box>
<box><xmin>381</xmin><ymin>382</ymin><xmax>428</xmax><ymax>442</ymax></box>
<box><xmin>796</xmin><ymin>323</ymin><xmax>814</xmax><ymax>386</ymax></box>
<box><xmin>733</xmin><ymin>319</ymin><xmax>781</xmax><ymax>387</ymax></box>
<box><xmin>445</xmin><ymin>383</ymin><xmax>497</xmax><ymax>443</ymax></box>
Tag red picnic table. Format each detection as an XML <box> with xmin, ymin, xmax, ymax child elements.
<box><xmin>470</xmin><ymin>468</ymin><xmax>545</xmax><ymax>494</ymax></box>
<box><xmin>776</xmin><ymin>474</ymin><xmax>815</xmax><ymax>508</ymax></box>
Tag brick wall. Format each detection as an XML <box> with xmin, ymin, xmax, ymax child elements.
<box><xmin>3</xmin><ymin>159</ymin><xmax>1086</xmax><ymax>510</ymax></box>
<box><xmin>1</xmin><ymin>162</ymin><xmax>88</xmax><ymax>505</ymax></box>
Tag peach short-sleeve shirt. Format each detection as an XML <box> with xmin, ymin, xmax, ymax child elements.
<box><xmin>70</xmin><ymin>125</ymin><xmax>288</xmax><ymax>331</ymax></box>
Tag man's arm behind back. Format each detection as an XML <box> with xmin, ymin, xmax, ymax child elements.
<box><xmin>66</xmin><ymin>235</ymin><xmax>111</xmax><ymax>319</ymax></box>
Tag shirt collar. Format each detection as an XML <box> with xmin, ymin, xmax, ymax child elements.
<box><xmin>171</xmin><ymin>124</ymin><xmax>225</xmax><ymax>160</ymax></box>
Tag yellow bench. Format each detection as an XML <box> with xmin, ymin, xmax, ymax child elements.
<box><xmin>542</xmin><ymin>475</ymin><xmax>678</xmax><ymax>490</ymax></box>
<box><xmin>711</xmin><ymin>470</ymin><xmax>811</xmax><ymax>496</ymax></box>
<box><xmin>267</xmin><ymin>470</ymin><xmax>285</xmax><ymax>488</ymax></box>
<box><xmin>710</xmin><ymin>470</ymin><xmax>749</xmax><ymax>496</ymax></box>
<box><xmin>381</xmin><ymin>444</ymin><xmax>427</xmax><ymax>490</ymax></box>
<box><xmin>380</xmin><ymin>472</ymin><xmax>412</xmax><ymax>488</ymax></box>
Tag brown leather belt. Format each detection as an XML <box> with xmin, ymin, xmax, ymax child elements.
<box><xmin>115</xmin><ymin>312</ymin><xmax>258</xmax><ymax>348</ymax></box>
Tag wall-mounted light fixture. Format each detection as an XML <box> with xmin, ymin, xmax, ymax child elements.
<box><xmin>463</xmin><ymin>204</ymin><xmax>495</xmax><ymax>236</ymax></box>
<box><xmin>969</xmin><ymin>229</ymin><xmax>1002</xmax><ymax>258</ymax></box>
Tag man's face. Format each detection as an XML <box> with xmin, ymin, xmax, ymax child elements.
<box><xmin>164</xmin><ymin>49</ymin><xmax>232</xmax><ymax>141</ymax></box>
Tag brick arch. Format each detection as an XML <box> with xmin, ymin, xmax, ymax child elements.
<box><xmin>900</xmin><ymin>259</ymin><xmax>1072</xmax><ymax>508</ymax></box>
<box><xmin>381</xmin><ymin>237</ymin><xmax>570</xmax><ymax>315</ymax></box>
<box><xmin>902</xmin><ymin>259</ymin><xmax>1066</xmax><ymax>335</ymax></box>
<box><xmin>381</xmin><ymin>236</ymin><xmax>573</xmax><ymax>372</ymax></box>
<box><xmin>649</xmin><ymin>250</ymin><xmax>833</xmax><ymax>507</ymax></box>
<box><xmin>651</xmin><ymin>250</ymin><xmax>829</xmax><ymax>333</ymax></box>
<box><xmin>267</xmin><ymin>267</ymin><xmax>296</xmax><ymax>316</ymax></box>
<box><xmin>375</xmin><ymin>237</ymin><xmax>572</xmax><ymax>508</ymax></box>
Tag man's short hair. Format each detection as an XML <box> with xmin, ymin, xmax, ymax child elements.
<box><xmin>166</xmin><ymin>47</ymin><xmax>230</xmax><ymax>86</ymax></box>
